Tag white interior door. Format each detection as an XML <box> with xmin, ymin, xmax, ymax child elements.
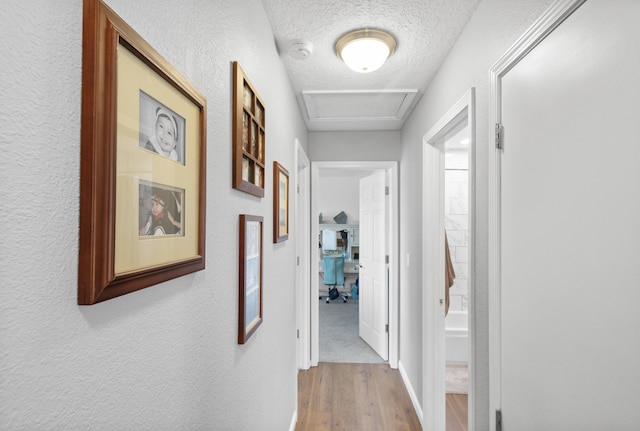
<box><xmin>498</xmin><ymin>0</ymin><xmax>640</xmax><ymax>429</ymax></box>
<box><xmin>359</xmin><ymin>171</ymin><xmax>388</xmax><ymax>360</ymax></box>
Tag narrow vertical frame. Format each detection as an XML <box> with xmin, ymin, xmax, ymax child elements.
<box><xmin>238</xmin><ymin>214</ymin><xmax>264</xmax><ymax>343</ymax></box>
<box><xmin>232</xmin><ymin>62</ymin><xmax>266</xmax><ymax>197</ymax></box>
<box><xmin>273</xmin><ymin>161</ymin><xmax>289</xmax><ymax>243</ymax></box>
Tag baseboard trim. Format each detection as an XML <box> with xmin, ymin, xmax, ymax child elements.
<box><xmin>398</xmin><ymin>360</ymin><xmax>424</xmax><ymax>426</ymax></box>
<box><xmin>289</xmin><ymin>408</ymin><xmax>298</xmax><ymax>431</ymax></box>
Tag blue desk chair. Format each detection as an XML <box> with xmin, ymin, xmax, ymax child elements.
<box><xmin>322</xmin><ymin>255</ymin><xmax>347</xmax><ymax>303</ymax></box>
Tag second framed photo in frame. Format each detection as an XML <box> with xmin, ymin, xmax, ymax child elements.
<box><xmin>273</xmin><ymin>161</ymin><xmax>289</xmax><ymax>243</ymax></box>
<box><xmin>238</xmin><ymin>214</ymin><xmax>263</xmax><ymax>344</ymax></box>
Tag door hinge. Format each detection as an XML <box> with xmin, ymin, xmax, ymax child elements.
<box><xmin>496</xmin><ymin>409</ymin><xmax>502</xmax><ymax>431</ymax></box>
<box><xmin>297</xmin><ymin>329</ymin><xmax>300</xmax><ymax>339</ymax></box>
<box><xmin>495</xmin><ymin>123</ymin><xmax>503</xmax><ymax>150</ymax></box>
<box><xmin>297</xmin><ymin>184</ymin><xmax>300</xmax><ymax>194</ymax></box>
<box><xmin>385</xmin><ymin>324</ymin><xmax>389</xmax><ymax>333</ymax></box>
<box><xmin>385</xmin><ymin>255</ymin><xmax>389</xmax><ymax>264</ymax></box>
<box><xmin>385</xmin><ymin>186</ymin><xmax>389</xmax><ymax>195</ymax></box>
<box><xmin>297</xmin><ymin>256</ymin><xmax>300</xmax><ymax>266</ymax></box>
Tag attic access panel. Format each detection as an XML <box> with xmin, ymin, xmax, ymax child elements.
<box><xmin>302</xmin><ymin>89</ymin><xmax>418</xmax><ymax>128</ymax></box>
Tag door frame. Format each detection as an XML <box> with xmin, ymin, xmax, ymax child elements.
<box><xmin>423</xmin><ymin>88</ymin><xmax>476</xmax><ymax>431</ymax></box>
<box><xmin>294</xmin><ymin>139</ymin><xmax>311</xmax><ymax>370</ymax></box>
<box><xmin>488</xmin><ymin>0</ymin><xmax>586</xmax><ymax>429</ymax></box>
<box><xmin>309</xmin><ymin>161</ymin><xmax>399</xmax><ymax>369</ymax></box>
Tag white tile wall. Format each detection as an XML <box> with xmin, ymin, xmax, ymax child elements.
<box><xmin>445</xmin><ymin>159</ymin><xmax>469</xmax><ymax>312</ymax></box>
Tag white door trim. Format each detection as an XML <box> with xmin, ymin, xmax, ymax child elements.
<box><xmin>488</xmin><ymin>1</ymin><xmax>586</xmax><ymax>428</ymax></box>
<box><xmin>294</xmin><ymin>139</ymin><xmax>311</xmax><ymax>370</ymax></box>
<box><xmin>310</xmin><ymin>161</ymin><xmax>399</xmax><ymax>369</ymax></box>
<box><xmin>422</xmin><ymin>88</ymin><xmax>476</xmax><ymax>431</ymax></box>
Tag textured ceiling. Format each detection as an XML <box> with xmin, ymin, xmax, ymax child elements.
<box><xmin>261</xmin><ymin>0</ymin><xmax>482</xmax><ymax>131</ymax></box>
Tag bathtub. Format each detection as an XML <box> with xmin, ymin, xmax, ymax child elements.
<box><xmin>445</xmin><ymin>310</ymin><xmax>469</xmax><ymax>364</ymax></box>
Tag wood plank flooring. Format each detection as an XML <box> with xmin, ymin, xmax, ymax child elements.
<box><xmin>296</xmin><ymin>362</ymin><xmax>468</xmax><ymax>431</ymax></box>
<box><xmin>446</xmin><ymin>393</ymin><xmax>468</xmax><ymax>431</ymax></box>
<box><xmin>296</xmin><ymin>362</ymin><xmax>421</xmax><ymax>431</ymax></box>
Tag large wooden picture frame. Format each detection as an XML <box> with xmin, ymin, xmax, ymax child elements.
<box><xmin>232</xmin><ymin>62</ymin><xmax>266</xmax><ymax>197</ymax></box>
<box><xmin>78</xmin><ymin>0</ymin><xmax>207</xmax><ymax>304</ymax></box>
<box><xmin>238</xmin><ymin>215</ymin><xmax>264</xmax><ymax>344</ymax></box>
<box><xmin>273</xmin><ymin>161</ymin><xmax>289</xmax><ymax>243</ymax></box>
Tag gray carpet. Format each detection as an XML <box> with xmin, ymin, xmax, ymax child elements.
<box><xmin>319</xmin><ymin>299</ymin><xmax>386</xmax><ymax>363</ymax></box>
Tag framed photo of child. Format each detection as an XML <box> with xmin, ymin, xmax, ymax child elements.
<box><xmin>138</xmin><ymin>181</ymin><xmax>184</xmax><ymax>237</ymax></box>
<box><xmin>78</xmin><ymin>0</ymin><xmax>206</xmax><ymax>305</ymax></box>
<box><xmin>139</xmin><ymin>91</ymin><xmax>186</xmax><ymax>165</ymax></box>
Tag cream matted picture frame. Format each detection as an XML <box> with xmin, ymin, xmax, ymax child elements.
<box><xmin>78</xmin><ymin>0</ymin><xmax>207</xmax><ymax>305</ymax></box>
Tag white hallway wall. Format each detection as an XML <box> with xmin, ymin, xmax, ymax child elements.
<box><xmin>399</xmin><ymin>0</ymin><xmax>555</xmax><ymax>429</ymax></box>
<box><xmin>309</xmin><ymin>130</ymin><xmax>401</xmax><ymax>162</ymax></box>
<box><xmin>0</xmin><ymin>0</ymin><xmax>307</xmax><ymax>429</ymax></box>
<box><xmin>318</xmin><ymin>176</ymin><xmax>360</xmax><ymax>225</ymax></box>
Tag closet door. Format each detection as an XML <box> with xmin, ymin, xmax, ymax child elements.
<box><xmin>498</xmin><ymin>1</ymin><xmax>640</xmax><ymax>429</ymax></box>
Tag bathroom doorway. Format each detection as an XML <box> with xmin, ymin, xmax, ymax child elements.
<box><xmin>444</xmin><ymin>124</ymin><xmax>470</xmax><ymax>431</ymax></box>
<box><xmin>422</xmin><ymin>89</ymin><xmax>475</xmax><ymax>431</ymax></box>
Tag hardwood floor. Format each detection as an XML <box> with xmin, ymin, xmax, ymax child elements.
<box><xmin>296</xmin><ymin>362</ymin><xmax>422</xmax><ymax>431</ymax></box>
<box><xmin>296</xmin><ymin>362</ymin><xmax>469</xmax><ymax>431</ymax></box>
<box><xmin>446</xmin><ymin>393</ymin><xmax>468</xmax><ymax>431</ymax></box>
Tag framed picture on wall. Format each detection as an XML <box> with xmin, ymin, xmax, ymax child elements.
<box><xmin>238</xmin><ymin>214</ymin><xmax>264</xmax><ymax>344</ymax></box>
<box><xmin>273</xmin><ymin>161</ymin><xmax>289</xmax><ymax>243</ymax></box>
<box><xmin>232</xmin><ymin>61</ymin><xmax>266</xmax><ymax>197</ymax></box>
<box><xmin>78</xmin><ymin>0</ymin><xmax>207</xmax><ymax>305</ymax></box>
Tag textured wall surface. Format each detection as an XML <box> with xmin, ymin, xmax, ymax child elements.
<box><xmin>0</xmin><ymin>0</ymin><xmax>306</xmax><ymax>429</ymax></box>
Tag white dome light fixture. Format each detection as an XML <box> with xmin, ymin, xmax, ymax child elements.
<box><xmin>335</xmin><ymin>28</ymin><xmax>397</xmax><ymax>73</ymax></box>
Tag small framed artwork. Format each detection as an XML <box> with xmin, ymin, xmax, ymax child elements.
<box><xmin>239</xmin><ymin>214</ymin><xmax>264</xmax><ymax>344</ymax></box>
<box><xmin>273</xmin><ymin>161</ymin><xmax>289</xmax><ymax>243</ymax></box>
<box><xmin>232</xmin><ymin>61</ymin><xmax>266</xmax><ymax>197</ymax></box>
<box><xmin>78</xmin><ymin>0</ymin><xmax>207</xmax><ymax>304</ymax></box>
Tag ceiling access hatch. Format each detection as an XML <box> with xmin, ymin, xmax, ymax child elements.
<box><xmin>301</xmin><ymin>89</ymin><xmax>419</xmax><ymax>131</ymax></box>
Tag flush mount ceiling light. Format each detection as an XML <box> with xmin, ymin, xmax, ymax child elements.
<box><xmin>335</xmin><ymin>28</ymin><xmax>397</xmax><ymax>73</ymax></box>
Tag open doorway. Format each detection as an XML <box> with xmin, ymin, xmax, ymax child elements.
<box><xmin>316</xmin><ymin>168</ymin><xmax>385</xmax><ymax>364</ymax></box>
<box><xmin>423</xmin><ymin>89</ymin><xmax>475</xmax><ymax>431</ymax></box>
<box><xmin>444</xmin><ymin>124</ymin><xmax>470</xmax><ymax>431</ymax></box>
<box><xmin>306</xmin><ymin>161</ymin><xmax>399</xmax><ymax>369</ymax></box>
